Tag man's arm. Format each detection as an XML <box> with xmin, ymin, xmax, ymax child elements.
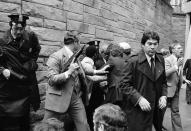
<box><xmin>165</xmin><ymin>58</ymin><xmax>177</xmax><ymax>77</ymax></box>
<box><xmin>47</xmin><ymin>54</ymin><xmax>79</xmax><ymax>86</ymax></box>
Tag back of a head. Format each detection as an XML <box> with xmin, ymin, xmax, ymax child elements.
<box><xmin>141</xmin><ymin>30</ymin><xmax>160</xmax><ymax>45</ymax></box>
<box><xmin>93</xmin><ymin>103</ymin><xmax>128</xmax><ymax>131</ymax></box>
<box><xmin>85</xmin><ymin>45</ymin><xmax>97</xmax><ymax>58</ymax></box>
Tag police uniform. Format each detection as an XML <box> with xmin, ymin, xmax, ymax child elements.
<box><xmin>0</xmin><ymin>13</ymin><xmax>41</xmax><ymax>131</ymax></box>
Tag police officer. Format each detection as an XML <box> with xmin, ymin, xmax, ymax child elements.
<box><xmin>0</xmin><ymin>13</ymin><xmax>41</xmax><ymax>131</ymax></box>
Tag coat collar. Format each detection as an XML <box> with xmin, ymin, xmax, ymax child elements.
<box><xmin>3</xmin><ymin>30</ymin><xmax>29</xmax><ymax>44</ymax></box>
<box><xmin>137</xmin><ymin>50</ymin><xmax>164</xmax><ymax>81</ymax></box>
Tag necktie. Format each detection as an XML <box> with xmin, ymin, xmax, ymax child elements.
<box><xmin>151</xmin><ymin>57</ymin><xmax>155</xmax><ymax>77</ymax></box>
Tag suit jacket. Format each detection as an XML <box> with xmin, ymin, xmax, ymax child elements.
<box><xmin>165</xmin><ymin>54</ymin><xmax>183</xmax><ymax>97</ymax></box>
<box><xmin>119</xmin><ymin>51</ymin><xmax>167</xmax><ymax>131</ymax></box>
<box><xmin>45</xmin><ymin>46</ymin><xmax>86</xmax><ymax>113</ymax></box>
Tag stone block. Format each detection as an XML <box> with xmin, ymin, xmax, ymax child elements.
<box><xmin>84</xmin><ymin>5</ymin><xmax>99</xmax><ymax>16</ymax></box>
<box><xmin>0</xmin><ymin>22</ymin><xmax>9</xmax><ymax>32</ymax></box>
<box><xmin>112</xmin><ymin>4</ymin><xmax>131</xmax><ymax>18</ymax></box>
<box><xmin>95</xmin><ymin>29</ymin><xmax>113</xmax><ymax>40</ymax></box>
<box><xmin>38</xmin><ymin>83</ymin><xmax>48</xmax><ymax>96</ymax></box>
<box><xmin>73</xmin><ymin>0</ymin><xmax>98</xmax><ymax>7</ymax></box>
<box><xmin>40</xmin><ymin>40</ymin><xmax>62</xmax><ymax>46</ymax></box>
<box><xmin>88</xmin><ymin>25</ymin><xmax>96</xmax><ymax>34</ymax></box>
<box><xmin>67</xmin><ymin>20</ymin><xmax>89</xmax><ymax>33</ymax></box>
<box><xmin>28</xmin><ymin>17</ymin><xmax>43</xmax><ymax>27</ymax></box>
<box><xmin>36</xmin><ymin>70</ymin><xmax>48</xmax><ymax>83</ymax></box>
<box><xmin>40</xmin><ymin>45</ymin><xmax>61</xmax><ymax>57</ymax></box>
<box><xmin>117</xmin><ymin>21</ymin><xmax>134</xmax><ymax>32</ymax></box>
<box><xmin>99</xmin><ymin>9</ymin><xmax>115</xmax><ymax>21</ymax></box>
<box><xmin>44</xmin><ymin>19</ymin><xmax>66</xmax><ymax>30</ymax></box>
<box><xmin>67</xmin><ymin>12</ymin><xmax>83</xmax><ymax>22</ymax></box>
<box><xmin>0</xmin><ymin>12</ymin><xmax>10</xmax><ymax>22</ymax></box>
<box><xmin>24</xmin><ymin>0</ymin><xmax>63</xmax><ymax>9</ymax></box>
<box><xmin>84</xmin><ymin>13</ymin><xmax>105</xmax><ymax>27</ymax></box>
<box><xmin>23</xmin><ymin>1</ymin><xmax>66</xmax><ymax>22</ymax></box>
<box><xmin>63</xmin><ymin>0</ymin><xmax>83</xmax><ymax>14</ymax></box>
<box><xmin>122</xmin><ymin>30</ymin><xmax>136</xmax><ymax>40</ymax></box>
<box><xmin>30</xmin><ymin>26</ymin><xmax>66</xmax><ymax>42</ymax></box>
<box><xmin>0</xmin><ymin>1</ymin><xmax>20</xmax><ymax>13</ymax></box>
<box><xmin>0</xmin><ymin>0</ymin><xmax>20</xmax><ymax>4</ymax></box>
<box><xmin>37</xmin><ymin>63</ymin><xmax>48</xmax><ymax>71</ymax></box>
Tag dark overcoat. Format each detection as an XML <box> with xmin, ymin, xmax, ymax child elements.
<box><xmin>0</xmin><ymin>30</ymin><xmax>41</xmax><ymax>116</ymax></box>
<box><xmin>119</xmin><ymin>51</ymin><xmax>167</xmax><ymax>131</ymax></box>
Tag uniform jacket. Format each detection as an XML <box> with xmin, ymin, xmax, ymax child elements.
<box><xmin>45</xmin><ymin>46</ymin><xmax>88</xmax><ymax>113</ymax></box>
<box><xmin>119</xmin><ymin>50</ymin><xmax>167</xmax><ymax>131</ymax></box>
<box><xmin>165</xmin><ymin>54</ymin><xmax>183</xmax><ymax>97</ymax></box>
<box><xmin>0</xmin><ymin>29</ymin><xmax>41</xmax><ymax>114</ymax></box>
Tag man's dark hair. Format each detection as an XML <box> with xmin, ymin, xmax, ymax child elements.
<box><xmin>93</xmin><ymin>103</ymin><xmax>128</xmax><ymax>131</ymax></box>
<box><xmin>85</xmin><ymin>45</ymin><xmax>97</xmax><ymax>58</ymax></box>
<box><xmin>64</xmin><ymin>31</ymin><xmax>79</xmax><ymax>45</ymax></box>
<box><xmin>141</xmin><ymin>31</ymin><xmax>160</xmax><ymax>45</ymax></box>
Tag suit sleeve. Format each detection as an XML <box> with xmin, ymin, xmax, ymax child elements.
<box><xmin>119</xmin><ymin>57</ymin><xmax>142</xmax><ymax>105</ymax></box>
<box><xmin>161</xmin><ymin>58</ymin><xmax>167</xmax><ymax>96</ymax></box>
<box><xmin>165</xmin><ymin>58</ymin><xmax>177</xmax><ymax>77</ymax></box>
<box><xmin>46</xmin><ymin>54</ymin><xmax>69</xmax><ymax>86</ymax></box>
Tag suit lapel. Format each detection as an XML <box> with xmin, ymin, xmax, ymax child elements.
<box><xmin>137</xmin><ymin>52</ymin><xmax>155</xmax><ymax>81</ymax></box>
<box><xmin>137</xmin><ymin>51</ymin><xmax>164</xmax><ymax>81</ymax></box>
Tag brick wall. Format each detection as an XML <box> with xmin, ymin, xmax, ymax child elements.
<box><xmin>0</xmin><ymin>0</ymin><xmax>173</xmax><ymax>125</ymax></box>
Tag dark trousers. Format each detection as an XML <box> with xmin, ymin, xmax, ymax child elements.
<box><xmin>86</xmin><ymin>85</ymin><xmax>105</xmax><ymax>131</ymax></box>
<box><xmin>0</xmin><ymin>114</ymin><xmax>30</xmax><ymax>131</ymax></box>
<box><xmin>162</xmin><ymin>90</ymin><xmax>183</xmax><ymax>131</ymax></box>
<box><xmin>43</xmin><ymin>92</ymin><xmax>90</xmax><ymax>131</ymax></box>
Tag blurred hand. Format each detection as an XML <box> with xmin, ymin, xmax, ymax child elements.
<box><xmin>177</xmin><ymin>58</ymin><xmax>183</xmax><ymax>67</ymax></box>
<box><xmin>99</xmin><ymin>81</ymin><xmax>108</xmax><ymax>87</ymax></box>
<box><xmin>185</xmin><ymin>79</ymin><xmax>191</xmax><ymax>85</ymax></box>
<box><xmin>158</xmin><ymin>96</ymin><xmax>167</xmax><ymax>109</ymax></box>
<box><xmin>68</xmin><ymin>63</ymin><xmax>79</xmax><ymax>75</ymax></box>
<box><xmin>94</xmin><ymin>65</ymin><xmax>110</xmax><ymax>75</ymax></box>
<box><xmin>138</xmin><ymin>97</ymin><xmax>151</xmax><ymax>111</ymax></box>
<box><xmin>2</xmin><ymin>69</ymin><xmax>11</xmax><ymax>79</ymax></box>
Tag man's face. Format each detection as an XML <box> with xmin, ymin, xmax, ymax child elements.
<box><xmin>173</xmin><ymin>44</ymin><xmax>183</xmax><ymax>58</ymax></box>
<box><xmin>142</xmin><ymin>39</ymin><xmax>159</xmax><ymax>57</ymax></box>
<box><xmin>11</xmin><ymin>22</ymin><xmax>25</xmax><ymax>38</ymax></box>
<box><xmin>73</xmin><ymin>41</ymin><xmax>80</xmax><ymax>52</ymax></box>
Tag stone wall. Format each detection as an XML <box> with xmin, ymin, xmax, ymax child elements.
<box><xmin>171</xmin><ymin>5</ymin><xmax>186</xmax><ymax>47</ymax></box>
<box><xmin>0</xmin><ymin>0</ymin><xmax>173</xmax><ymax>125</ymax></box>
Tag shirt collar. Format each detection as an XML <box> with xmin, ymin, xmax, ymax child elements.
<box><xmin>145</xmin><ymin>53</ymin><xmax>155</xmax><ymax>62</ymax></box>
<box><xmin>64</xmin><ymin>46</ymin><xmax>73</xmax><ymax>58</ymax></box>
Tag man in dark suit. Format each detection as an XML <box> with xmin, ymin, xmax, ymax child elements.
<box><xmin>163</xmin><ymin>43</ymin><xmax>184</xmax><ymax>131</ymax></box>
<box><xmin>119</xmin><ymin>31</ymin><xmax>167</xmax><ymax>131</ymax></box>
<box><xmin>0</xmin><ymin>13</ymin><xmax>41</xmax><ymax>131</ymax></box>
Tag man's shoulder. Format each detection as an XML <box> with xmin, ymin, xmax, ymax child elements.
<box><xmin>49</xmin><ymin>48</ymin><xmax>66</xmax><ymax>60</ymax></box>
